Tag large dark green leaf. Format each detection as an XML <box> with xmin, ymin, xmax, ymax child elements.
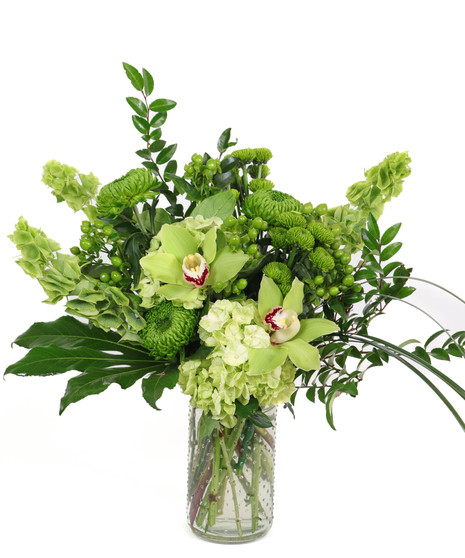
<box><xmin>380</xmin><ymin>242</ymin><xmax>402</xmax><ymax>261</ymax></box>
<box><xmin>156</xmin><ymin>143</ymin><xmax>177</xmax><ymax>164</ymax></box>
<box><xmin>381</xmin><ymin>222</ymin><xmax>402</xmax><ymax>245</ymax></box>
<box><xmin>164</xmin><ymin>173</ymin><xmax>202</xmax><ymax>201</ymax></box>
<box><xmin>5</xmin><ymin>317</ymin><xmax>167</xmax><ymax>413</ymax></box>
<box><xmin>126</xmin><ymin>96</ymin><xmax>147</xmax><ymax>117</ymax></box>
<box><xmin>216</xmin><ymin>128</ymin><xmax>237</xmax><ymax>153</ymax></box>
<box><xmin>122</xmin><ymin>62</ymin><xmax>144</xmax><ymax>91</ymax></box>
<box><xmin>367</xmin><ymin>213</ymin><xmax>380</xmax><ymax>240</ymax></box>
<box><xmin>150</xmin><ymin>112</ymin><xmax>167</xmax><ymax>128</ymax></box>
<box><xmin>132</xmin><ymin>115</ymin><xmax>150</xmax><ymax>134</ymax></box>
<box><xmin>142</xmin><ymin>68</ymin><xmax>154</xmax><ymax>96</ymax></box>
<box><xmin>141</xmin><ymin>364</ymin><xmax>179</xmax><ymax>410</ymax></box>
<box><xmin>213</xmin><ymin>171</ymin><xmax>236</xmax><ymax>189</ymax></box>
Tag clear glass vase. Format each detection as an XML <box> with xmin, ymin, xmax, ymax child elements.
<box><xmin>186</xmin><ymin>405</ymin><xmax>277</xmax><ymax>544</ymax></box>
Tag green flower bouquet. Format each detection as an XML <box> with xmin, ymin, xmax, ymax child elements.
<box><xmin>6</xmin><ymin>63</ymin><xmax>465</xmax><ymax>543</ymax></box>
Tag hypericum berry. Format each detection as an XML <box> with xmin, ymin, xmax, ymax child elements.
<box><xmin>303</xmin><ymin>202</ymin><xmax>313</xmax><ymax>215</ymax></box>
<box><xmin>316</xmin><ymin>287</ymin><xmax>325</xmax><ymax>297</ymax></box>
<box><xmin>236</xmin><ymin>278</ymin><xmax>248</xmax><ymax>290</ymax></box>
<box><xmin>213</xmin><ymin>281</ymin><xmax>226</xmax><ymax>293</ymax></box>
<box><xmin>224</xmin><ymin>216</ymin><xmax>237</xmax><ymax>229</ymax></box>
<box><xmin>315</xmin><ymin>203</ymin><xmax>328</xmax><ymax>216</ymax></box>
<box><xmin>192</xmin><ymin>154</ymin><xmax>203</xmax><ymax>164</ymax></box>
<box><xmin>248</xmin><ymin>227</ymin><xmax>258</xmax><ymax>240</ymax></box>
<box><xmin>238</xmin><ymin>215</ymin><xmax>248</xmax><ymax>225</ymax></box>
<box><xmin>80</xmin><ymin>221</ymin><xmax>91</xmax><ymax>233</ymax></box>
<box><xmin>252</xmin><ymin>217</ymin><xmax>266</xmax><ymax>230</ymax></box>
<box><xmin>99</xmin><ymin>272</ymin><xmax>110</xmax><ymax>283</ymax></box>
<box><xmin>329</xmin><ymin>286</ymin><xmax>339</xmax><ymax>296</ymax></box>
<box><xmin>206</xmin><ymin>159</ymin><xmax>216</xmax><ymax>170</ymax></box>
<box><xmin>340</xmin><ymin>254</ymin><xmax>351</xmax><ymax>265</ymax></box>
<box><xmin>314</xmin><ymin>275</ymin><xmax>324</xmax><ymax>285</ymax></box>
<box><xmin>247</xmin><ymin>243</ymin><xmax>259</xmax><ymax>255</ymax></box>
<box><xmin>70</xmin><ymin>246</ymin><xmax>81</xmax><ymax>255</ymax></box>
<box><xmin>110</xmin><ymin>256</ymin><xmax>123</xmax><ymax>268</ymax></box>
<box><xmin>331</xmin><ymin>241</ymin><xmax>341</xmax><ymax>250</ymax></box>
<box><xmin>108</xmin><ymin>280</ymin><xmax>115</xmax><ymax>286</ymax></box>
<box><xmin>229</xmin><ymin>235</ymin><xmax>241</xmax><ymax>248</ymax></box>
<box><xmin>103</xmin><ymin>225</ymin><xmax>113</xmax><ymax>236</ymax></box>
<box><xmin>331</xmin><ymin>224</ymin><xmax>342</xmax><ymax>236</ymax></box>
<box><xmin>353</xmin><ymin>284</ymin><xmax>363</xmax><ymax>293</ymax></box>
<box><xmin>334</xmin><ymin>249</ymin><xmax>344</xmax><ymax>259</ymax></box>
<box><xmin>344</xmin><ymin>265</ymin><xmax>354</xmax><ymax>274</ymax></box>
<box><xmin>80</xmin><ymin>238</ymin><xmax>92</xmax><ymax>251</ymax></box>
<box><xmin>342</xmin><ymin>275</ymin><xmax>355</xmax><ymax>286</ymax></box>
<box><xmin>240</xmin><ymin>234</ymin><xmax>249</xmax><ymax>245</ymax></box>
<box><xmin>110</xmin><ymin>270</ymin><xmax>122</xmax><ymax>283</ymax></box>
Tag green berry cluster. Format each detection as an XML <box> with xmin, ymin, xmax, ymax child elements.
<box><xmin>221</xmin><ymin>214</ymin><xmax>268</xmax><ymax>258</ymax></box>
<box><xmin>184</xmin><ymin>153</ymin><xmax>221</xmax><ymax>193</ymax></box>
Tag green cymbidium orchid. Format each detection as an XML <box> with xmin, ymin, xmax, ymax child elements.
<box><xmin>139</xmin><ymin>223</ymin><xmax>249</xmax><ymax>307</ymax></box>
<box><xmin>248</xmin><ymin>276</ymin><xmax>339</xmax><ymax>375</ymax></box>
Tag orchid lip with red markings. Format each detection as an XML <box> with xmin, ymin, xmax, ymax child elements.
<box><xmin>182</xmin><ymin>253</ymin><xmax>209</xmax><ymax>287</ymax></box>
<box><xmin>264</xmin><ymin>306</ymin><xmax>301</xmax><ymax>344</ymax></box>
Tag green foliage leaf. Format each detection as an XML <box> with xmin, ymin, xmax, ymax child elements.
<box><xmin>249</xmin><ymin>411</ymin><xmax>273</xmax><ymax>428</ymax></box>
<box><xmin>361</xmin><ymin>228</ymin><xmax>379</xmax><ymax>251</ymax></box>
<box><xmin>149</xmin><ymin>139</ymin><xmax>166</xmax><ymax>153</ymax></box>
<box><xmin>367</xmin><ymin>213</ymin><xmax>380</xmax><ymax>240</ymax></box>
<box><xmin>213</xmin><ymin>171</ymin><xmax>236</xmax><ymax>189</ymax></box>
<box><xmin>381</xmin><ymin>223</ymin><xmax>402</xmax><ymax>245</ymax></box>
<box><xmin>191</xmin><ymin>190</ymin><xmax>236</xmax><ymax>220</ymax></box>
<box><xmin>306</xmin><ymin>386</ymin><xmax>316</xmax><ymax>403</ymax></box>
<box><xmin>235</xmin><ymin>396</ymin><xmax>259</xmax><ymax>419</ymax></box>
<box><xmin>380</xmin><ymin>242</ymin><xmax>402</xmax><ymax>261</ymax></box>
<box><xmin>217</xmin><ymin>128</ymin><xmax>238</xmax><ymax>154</ymax></box>
<box><xmin>150</xmin><ymin>128</ymin><xmax>162</xmax><ymax>142</ymax></box>
<box><xmin>149</xmin><ymin>99</ymin><xmax>177</xmax><ymax>112</ymax></box>
<box><xmin>122</xmin><ymin>62</ymin><xmax>144</xmax><ymax>90</ymax></box>
<box><xmin>164</xmin><ymin>173</ymin><xmax>203</xmax><ymax>202</ymax></box>
<box><xmin>197</xmin><ymin>412</ymin><xmax>220</xmax><ymax>443</ymax></box>
<box><xmin>132</xmin><ymin>115</ymin><xmax>150</xmax><ymax>134</ymax></box>
<box><xmin>150</xmin><ymin>112</ymin><xmax>167</xmax><ymax>128</ymax></box>
<box><xmin>220</xmin><ymin>156</ymin><xmax>239</xmax><ymax>173</ymax></box>
<box><xmin>430</xmin><ymin>348</ymin><xmax>450</xmax><ymax>361</ymax></box>
<box><xmin>142</xmin><ymin>68</ymin><xmax>154</xmax><ymax>96</ymax></box>
<box><xmin>141</xmin><ymin>364</ymin><xmax>179</xmax><ymax>411</ymax></box>
<box><xmin>5</xmin><ymin>316</ymin><xmax>166</xmax><ymax>413</ymax></box>
<box><xmin>156</xmin><ymin>144</ymin><xmax>177</xmax><ymax>165</ymax></box>
<box><xmin>126</xmin><ymin>96</ymin><xmax>147</xmax><ymax>117</ymax></box>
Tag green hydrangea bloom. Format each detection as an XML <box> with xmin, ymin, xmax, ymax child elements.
<box><xmin>275</xmin><ymin>211</ymin><xmax>307</xmax><ymax>229</ymax></box>
<box><xmin>307</xmin><ymin>222</ymin><xmax>334</xmax><ymax>245</ymax></box>
<box><xmin>140</xmin><ymin>300</ymin><xmax>198</xmax><ymax>359</ymax></box>
<box><xmin>286</xmin><ymin>227</ymin><xmax>315</xmax><ymax>251</ymax></box>
<box><xmin>178</xmin><ymin>299</ymin><xmax>296</xmax><ymax>427</ymax></box>
<box><xmin>249</xmin><ymin>178</ymin><xmax>275</xmax><ymax>192</ymax></box>
<box><xmin>96</xmin><ymin>168</ymin><xmax>155</xmax><ymax>217</ymax></box>
<box><xmin>248</xmin><ymin>164</ymin><xmax>270</xmax><ymax>179</ymax></box>
<box><xmin>310</xmin><ymin>246</ymin><xmax>335</xmax><ymax>272</ymax></box>
<box><xmin>42</xmin><ymin>160</ymin><xmax>100</xmax><ymax>213</ymax></box>
<box><xmin>243</xmin><ymin>190</ymin><xmax>303</xmax><ymax>225</ymax></box>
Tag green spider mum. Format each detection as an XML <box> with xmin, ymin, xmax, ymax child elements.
<box><xmin>286</xmin><ymin>227</ymin><xmax>315</xmax><ymax>251</ymax></box>
<box><xmin>276</xmin><ymin>211</ymin><xmax>307</xmax><ymax>229</ymax></box>
<box><xmin>96</xmin><ymin>168</ymin><xmax>155</xmax><ymax>217</ymax></box>
<box><xmin>310</xmin><ymin>246</ymin><xmax>335</xmax><ymax>272</ymax></box>
<box><xmin>243</xmin><ymin>189</ymin><xmax>303</xmax><ymax>225</ymax></box>
<box><xmin>230</xmin><ymin>148</ymin><xmax>255</xmax><ymax>164</ymax></box>
<box><xmin>252</xmin><ymin>148</ymin><xmax>273</xmax><ymax>164</ymax></box>
<box><xmin>140</xmin><ymin>300</ymin><xmax>198</xmax><ymax>359</ymax></box>
<box><xmin>249</xmin><ymin>178</ymin><xmax>275</xmax><ymax>192</ymax></box>
<box><xmin>263</xmin><ymin>262</ymin><xmax>292</xmax><ymax>295</ymax></box>
<box><xmin>248</xmin><ymin>164</ymin><xmax>270</xmax><ymax>179</ymax></box>
<box><xmin>269</xmin><ymin>227</ymin><xmax>290</xmax><ymax>250</ymax></box>
<box><xmin>307</xmin><ymin>222</ymin><xmax>334</xmax><ymax>245</ymax></box>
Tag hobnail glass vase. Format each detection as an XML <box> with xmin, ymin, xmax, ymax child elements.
<box><xmin>186</xmin><ymin>404</ymin><xmax>277</xmax><ymax>544</ymax></box>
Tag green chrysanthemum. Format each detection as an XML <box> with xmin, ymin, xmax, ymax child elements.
<box><xmin>249</xmin><ymin>178</ymin><xmax>275</xmax><ymax>192</ymax></box>
<box><xmin>243</xmin><ymin>190</ymin><xmax>303</xmax><ymax>225</ymax></box>
<box><xmin>248</xmin><ymin>164</ymin><xmax>270</xmax><ymax>179</ymax></box>
<box><xmin>140</xmin><ymin>300</ymin><xmax>198</xmax><ymax>359</ymax></box>
<box><xmin>286</xmin><ymin>227</ymin><xmax>315</xmax><ymax>251</ymax></box>
<box><xmin>276</xmin><ymin>211</ymin><xmax>307</xmax><ymax>229</ymax></box>
<box><xmin>307</xmin><ymin>222</ymin><xmax>334</xmax><ymax>245</ymax></box>
<box><xmin>230</xmin><ymin>148</ymin><xmax>255</xmax><ymax>164</ymax></box>
<box><xmin>96</xmin><ymin>168</ymin><xmax>155</xmax><ymax>217</ymax></box>
<box><xmin>310</xmin><ymin>247</ymin><xmax>335</xmax><ymax>272</ymax></box>
<box><xmin>263</xmin><ymin>262</ymin><xmax>292</xmax><ymax>295</ymax></box>
<box><xmin>269</xmin><ymin>227</ymin><xmax>290</xmax><ymax>250</ymax></box>
<box><xmin>252</xmin><ymin>148</ymin><xmax>273</xmax><ymax>164</ymax></box>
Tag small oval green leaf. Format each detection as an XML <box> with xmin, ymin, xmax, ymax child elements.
<box><xmin>142</xmin><ymin>68</ymin><xmax>154</xmax><ymax>96</ymax></box>
<box><xmin>380</xmin><ymin>242</ymin><xmax>402</xmax><ymax>261</ymax></box>
<box><xmin>381</xmin><ymin>223</ymin><xmax>402</xmax><ymax>245</ymax></box>
<box><xmin>156</xmin><ymin>144</ymin><xmax>177</xmax><ymax>164</ymax></box>
<box><xmin>149</xmin><ymin>98</ymin><xmax>177</xmax><ymax>112</ymax></box>
<box><xmin>150</xmin><ymin>112</ymin><xmax>167</xmax><ymax>128</ymax></box>
<box><xmin>126</xmin><ymin>96</ymin><xmax>147</xmax><ymax>117</ymax></box>
<box><xmin>122</xmin><ymin>62</ymin><xmax>144</xmax><ymax>90</ymax></box>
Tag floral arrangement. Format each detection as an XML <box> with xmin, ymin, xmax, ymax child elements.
<box><xmin>6</xmin><ymin>63</ymin><xmax>465</xmax><ymax>542</ymax></box>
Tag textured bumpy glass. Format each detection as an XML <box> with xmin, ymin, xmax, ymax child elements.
<box><xmin>186</xmin><ymin>405</ymin><xmax>277</xmax><ymax>543</ymax></box>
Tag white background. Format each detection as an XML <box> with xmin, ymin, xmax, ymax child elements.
<box><xmin>1</xmin><ymin>1</ymin><xmax>465</xmax><ymax>556</ymax></box>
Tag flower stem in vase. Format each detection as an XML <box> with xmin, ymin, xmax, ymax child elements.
<box><xmin>251</xmin><ymin>431</ymin><xmax>261</xmax><ymax>533</ymax></box>
<box><xmin>218</xmin><ymin>429</ymin><xmax>243</xmax><ymax>538</ymax></box>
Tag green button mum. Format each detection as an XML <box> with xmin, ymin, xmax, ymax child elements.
<box><xmin>140</xmin><ymin>300</ymin><xmax>199</xmax><ymax>359</ymax></box>
<box><xmin>96</xmin><ymin>168</ymin><xmax>155</xmax><ymax>217</ymax></box>
<box><xmin>243</xmin><ymin>189</ymin><xmax>303</xmax><ymax>225</ymax></box>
